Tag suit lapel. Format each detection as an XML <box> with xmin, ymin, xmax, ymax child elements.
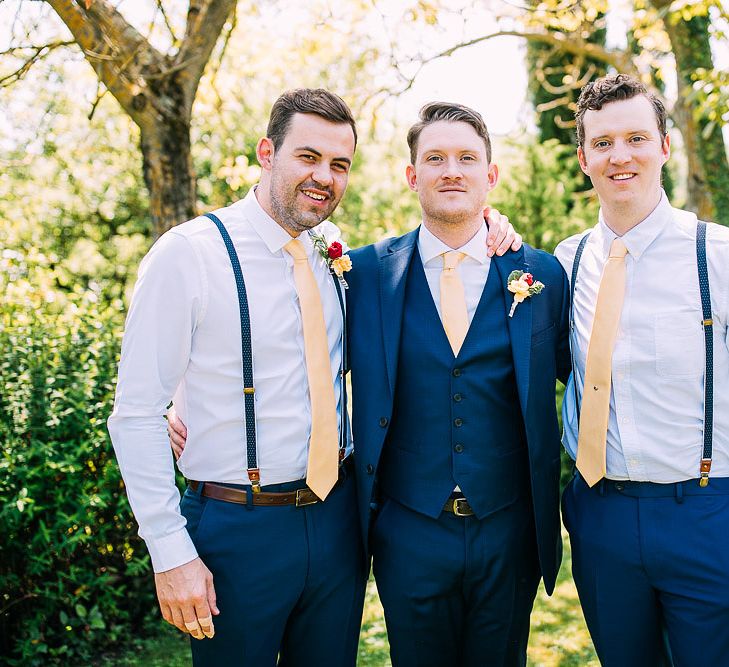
<box><xmin>492</xmin><ymin>247</ymin><xmax>532</xmax><ymax>416</ymax></box>
<box><xmin>379</xmin><ymin>229</ymin><xmax>419</xmax><ymax>398</ymax></box>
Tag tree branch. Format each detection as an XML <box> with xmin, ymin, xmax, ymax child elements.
<box><xmin>176</xmin><ymin>0</ymin><xmax>237</xmax><ymax>104</ymax></box>
<box><xmin>45</xmin><ymin>0</ymin><xmax>164</xmax><ymax>123</ymax></box>
<box><xmin>0</xmin><ymin>40</ymin><xmax>75</xmax><ymax>87</ymax></box>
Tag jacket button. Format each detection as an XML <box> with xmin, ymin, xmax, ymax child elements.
<box><xmin>379</xmin><ymin>417</ymin><xmax>389</xmax><ymax>427</ymax></box>
<box><xmin>454</xmin><ymin>444</ymin><xmax>465</xmax><ymax>453</ymax></box>
<box><xmin>366</xmin><ymin>464</ymin><xmax>375</xmax><ymax>475</ymax></box>
<box><xmin>453</xmin><ymin>393</ymin><xmax>462</xmax><ymax>402</ymax></box>
<box><xmin>454</xmin><ymin>418</ymin><xmax>463</xmax><ymax>427</ymax></box>
<box><xmin>452</xmin><ymin>368</ymin><xmax>462</xmax><ymax>377</ymax></box>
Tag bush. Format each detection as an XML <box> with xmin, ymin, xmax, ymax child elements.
<box><xmin>0</xmin><ymin>246</ymin><xmax>156</xmax><ymax>665</ymax></box>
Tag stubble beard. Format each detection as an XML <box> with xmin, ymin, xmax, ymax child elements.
<box><xmin>269</xmin><ymin>170</ymin><xmax>336</xmax><ymax>235</ymax></box>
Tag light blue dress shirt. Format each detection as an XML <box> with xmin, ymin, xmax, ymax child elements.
<box><xmin>555</xmin><ymin>192</ymin><xmax>729</xmax><ymax>482</ymax></box>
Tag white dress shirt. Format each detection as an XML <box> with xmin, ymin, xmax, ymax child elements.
<box><xmin>108</xmin><ymin>187</ymin><xmax>350</xmax><ymax>572</ymax></box>
<box><xmin>417</xmin><ymin>222</ymin><xmax>491</xmax><ymax>322</ymax></box>
<box><xmin>556</xmin><ymin>192</ymin><xmax>729</xmax><ymax>482</ymax></box>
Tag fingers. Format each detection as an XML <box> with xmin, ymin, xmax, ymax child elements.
<box><xmin>170</xmin><ymin>605</ymin><xmax>190</xmax><ymax>635</ymax></box>
<box><xmin>171</xmin><ymin>440</ymin><xmax>183</xmax><ymax>460</ymax></box>
<box><xmin>183</xmin><ymin>606</ymin><xmax>205</xmax><ymax>640</ymax></box>
<box><xmin>494</xmin><ymin>224</ymin><xmax>518</xmax><ymax>256</ymax></box>
<box><xmin>206</xmin><ymin>571</ymin><xmax>220</xmax><ymax>616</ymax></box>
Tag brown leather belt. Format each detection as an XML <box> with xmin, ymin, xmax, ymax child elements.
<box><xmin>188</xmin><ymin>457</ymin><xmax>352</xmax><ymax>508</ymax></box>
<box><xmin>443</xmin><ymin>496</ymin><xmax>474</xmax><ymax>517</ymax></box>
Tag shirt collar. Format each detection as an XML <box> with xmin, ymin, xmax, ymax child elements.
<box><xmin>417</xmin><ymin>222</ymin><xmax>490</xmax><ymax>266</ymax></box>
<box><xmin>595</xmin><ymin>190</ymin><xmax>671</xmax><ymax>261</ymax></box>
<box><xmin>240</xmin><ymin>186</ymin><xmax>316</xmax><ymax>255</ymax></box>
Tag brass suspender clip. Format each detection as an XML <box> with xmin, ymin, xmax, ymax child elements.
<box><xmin>702</xmin><ymin>318</ymin><xmax>713</xmax><ymax>328</ymax></box>
<box><xmin>243</xmin><ymin>386</ymin><xmax>255</xmax><ymax>395</ymax></box>
<box><xmin>699</xmin><ymin>459</ymin><xmax>712</xmax><ymax>487</ymax></box>
<box><xmin>248</xmin><ymin>468</ymin><xmax>261</xmax><ymax>493</ymax></box>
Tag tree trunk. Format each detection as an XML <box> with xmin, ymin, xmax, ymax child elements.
<box><xmin>651</xmin><ymin>1</ymin><xmax>729</xmax><ymax>225</ymax></box>
<box><xmin>140</xmin><ymin>120</ymin><xmax>197</xmax><ymax>238</ymax></box>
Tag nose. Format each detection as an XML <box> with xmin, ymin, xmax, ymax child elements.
<box><xmin>442</xmin><ymin>157</ymin><xmax>463</xmax><ymax>180</ymax></box>
<box><xmin>312</xmin><ymin>162</ymin><xmax>333</xmax><ymax>187</ymax></box>
<box><xmin>609</xmin><ymin>140</ymin><xmax>632</xmax><ymax>165</ymax></box>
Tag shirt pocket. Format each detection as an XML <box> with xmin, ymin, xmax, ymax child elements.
<box><xmin>653</xmin><ymin>313</ymin><xmax>704</xmax><ymax>379</ymax></box>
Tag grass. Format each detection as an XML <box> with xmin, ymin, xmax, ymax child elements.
<box><xmin>107</xmin><ymin>531</ymin><xmax>597</xmax><ymax>666</ymax></box>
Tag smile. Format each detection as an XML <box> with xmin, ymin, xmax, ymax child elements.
<box><xmin>301</xmin><ymin>189</ymin><xmax>329</xmax><ymax>201</ymax></box>
<box><xmin>610</xmin><ymin>173</ymin><xmax>636</xmax><ymax>181</ymax></box>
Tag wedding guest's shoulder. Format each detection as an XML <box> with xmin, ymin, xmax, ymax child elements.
<box><xmin>522</xmin><ymin>244</ymin><xmax>567</xmax><ymax>283</ymax></box>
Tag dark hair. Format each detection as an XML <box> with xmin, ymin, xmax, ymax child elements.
<box><xmin>575</xmin><ymin>73</ymin><xmax>667</xmax><ymax>147</ymax></box>
<box><xmin>266</xmin><ymin>88</ymin><xmax>357</xmax><ymax>149</ymax></box>
<box><xmin>407</xmin><ymin>102</ymin><xmax>492</xmax><ymax>164</ymax></box>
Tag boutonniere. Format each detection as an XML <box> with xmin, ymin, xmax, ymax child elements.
<box><xmin>507</xmin><ymin>270</ymin><xmax>544</xmax><ymax>317</ymax></box>
<box><xmin>309</xmin><ymin>231</ymin><xmax>352</xmax><ymax>288</ymax></box>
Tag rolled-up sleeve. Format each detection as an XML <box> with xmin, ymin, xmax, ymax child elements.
<box><xmin>108</xmin><ymin>231</ymin><xmax>204</xmax><ymax>573</ymax></box>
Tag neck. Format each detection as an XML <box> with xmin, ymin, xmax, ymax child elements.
<box><xmin>601</xmin><ymin>190</ymin><xmax>662</xmax><ymax>237</ymax></box>
<box><xmin>422</xmin><ymin>214</ymin><xmax>482</xmax><ymax>250</ymax></box>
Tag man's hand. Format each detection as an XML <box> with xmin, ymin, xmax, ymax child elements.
<box><xmin>167</xmin><ymin>405</ymin><xmax>187</xmax><ymax>460</ymax></box>
<box><xmin>155</xmin><ymin>557</ymin><xmax>219</xmax><ymax>640</ymax></box>
<box><xmin>484</xmin><ymin>206</ymin><xmax>522</xmax><ymax>257</ymax></box>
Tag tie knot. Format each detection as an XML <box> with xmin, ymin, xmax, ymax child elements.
<box><xmin>609</xmin><ymin>238</ymin><xmax>628</xmax><ymax>259</ymax></box>
<box><xmin>442</xmin><ymin>251</ymin><xmax>466</xmax><ymax>271</ymax></box>
<box><xmin>284</xmin><ymin>238</ymin><xmax>308</xmax><ymax>262</ymax></box>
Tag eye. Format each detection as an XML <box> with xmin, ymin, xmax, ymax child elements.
<box><xmin>426</xmin><ymin>155</ymin><xmax>443</xmax><ymax>162</ymax></box>
<box><xmin>629</xmin><ymin>135</ymin><xmax>646</xmax><ymax>143</ymax></box>
<box><xmin>299</xmin><ymin>154</ymin><xmax>316</xmax><ymax>161</ymax></box>
<box><xmin>594</xmin><ymin>140</ymin><xmax>610</xmax><ymax>149</ymax></box>
<box><xmin>332</xmin><ymin>162</ymin><xmax>349</xmax><ymax>173</ymax></box>
<box><xmin>461</xmin><ymin>155</ymin><xmax>476</xmax><ymax>161</ymax></box>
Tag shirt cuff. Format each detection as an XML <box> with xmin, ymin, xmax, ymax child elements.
<box><xmin>145</xmin><ymin>527</ymin><xmax>198</xmax><ymax>573</ymax></box>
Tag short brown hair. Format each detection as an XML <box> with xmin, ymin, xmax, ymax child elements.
<box><xmin>266</xmin><ymin>88</ymin><xmax>357</xmax><ymax>149</ymax></box>
<box><xmin>407</xmin><ymin>102</ymin><xmax>492</xmax><ymax>164</ymax></box>
<box><xmin>575</xmin><ymin>74</ymin><xmax>667</xmax><ymax>147</ymax></box>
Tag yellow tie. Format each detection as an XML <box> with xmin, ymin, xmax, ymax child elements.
<box><xmin>284</xmin><ymin>239</ymin><xmax>339</xmax><ymax>500</ymax></box>
<box><xmin>440</xmin><ymin>251</ymin><xmax>469</xmax><ymax>355</ymax></box>
<box><xmin>576</xmin><ymin>238</ymin><xmax>628</xmax><ymax>487</ymax></box>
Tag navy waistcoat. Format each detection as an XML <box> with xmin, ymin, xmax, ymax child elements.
<box><xmin>379</xmin><ymin>251</ymin><xmax>530</xmax><ymax>519</ymax></box>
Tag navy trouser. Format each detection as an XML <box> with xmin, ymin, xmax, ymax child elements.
<box><xmin>179</xmin><ymin>470</ymin><xmax>367</xmax><ymax>667</ymax></box>
<box><xmin>563</xmin><ymin>474</ymin><xmax>729</xmax><ymax>667</ymax></box>
<box><xmin>371</xmin><ymin>495</ymin><xmax>541</xmax><ymax>667</ymax></box>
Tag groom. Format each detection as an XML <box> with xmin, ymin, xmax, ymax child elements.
<box><xmin>346</xmin><ymin>102</ymin><xmax>571</xmax><ymax>666</ymax></box>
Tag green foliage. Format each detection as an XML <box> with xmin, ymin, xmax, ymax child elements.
<box><xmin>490</xmin><ymin>139</ymin><xmax>597</xmax><ymax>254</ymax></box>
<box><xmin>0</xmin><ymin>247</ymin><xmax>155</xmax><ymax>665</ymax></box>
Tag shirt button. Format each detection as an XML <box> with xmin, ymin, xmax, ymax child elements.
<box><xmin>454</xmin><ymin>418</ymin><xmax>463</xmax><ymax>427</ymax></box>
<box><xmin>454</xmin><ymin>444</ymin><xmax>465</xmax><ymax>453</ymax></box>
<box><xmin>622</xmin><ymin>417</ymin><xmax>630</xmax><ymax>425</ymax></box>
<box><xmin>366</xmin><ymin>464</ymin><xmax>375</xmax><ymax>475</ymax></box>
<box><xmin>452</xmin><ymin>368</ymin><xmax>462</xmax><ymax>377</ymax></box>
<box><xmin>379</xmin><ymin>417</ymin><xmax>389</xmax><ymax>427</ymax></box>
<box><xmin>615</xmin><ymin>483</ymin><xmax>624</xmax><ymax>491</ymax></box>
<box><xmin>453</xmin><ymin>393</ymin><xmax>463</xmax><ymax>402</ymax></box>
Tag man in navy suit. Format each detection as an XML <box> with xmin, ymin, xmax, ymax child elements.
<box><xmin>347</xmin><ymin>102</ymin><xmax>571</xmax><ymax>666</ymax></box>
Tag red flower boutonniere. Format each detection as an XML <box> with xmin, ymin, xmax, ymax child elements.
<box><xmin>309</xmin><ymin>231</ymin><xmax>352</xmax><ymax>288</ymax></box>
<box><xmin>507</xmin><ymin>270</ymin><xmax>544</xmax><ymax>317</ymax></box>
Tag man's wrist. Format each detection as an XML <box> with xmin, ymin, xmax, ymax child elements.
<box><xmin>147</xmin><ymin>527</ymin><xmax>198</xmax><ymax>573</ymax></box>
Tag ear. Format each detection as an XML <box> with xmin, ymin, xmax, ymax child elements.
<box><xmin>577</xmin><ymin>146</ymin><xmax>589</xmax><ymax>175</ymax></box>
<box><xmin>486</xmin><ymin>163</ymin><xmax>499</xmax><ymax>190</ymax></box>
<box><xmin>406</xmin><ymin>164</ymin><xmax>417</xmax><ymax>192</ymax></box>
<box><xmin>256</xmin><ymin>137</ymin><xmax>275</xmax><ymax>171</ymax></box>
<box><xmin>661</xmin><ymin>133</ymin><xmax>671</xmax><ymax>164</ymax></box>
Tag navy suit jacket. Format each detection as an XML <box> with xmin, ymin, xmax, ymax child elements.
<box><xmin>346</xmin><ymin>228</ymin><xmax>571</xmax><ymax>594</ymax></box>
